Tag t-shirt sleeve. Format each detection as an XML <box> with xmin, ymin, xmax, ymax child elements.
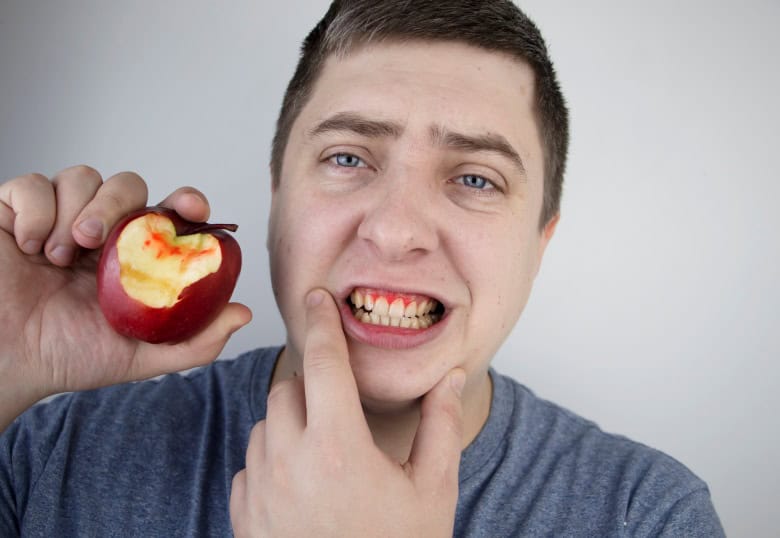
<box><xmin>0</xmin><ymin>420</ymin><xmax>21</xmax><ymax>537</ymax></box>
<box><xmin>654</xmin><ymin>487</ymin><xmax>725</xmax><ymax>537</ymax></box>
<box><xmin>628</xmin><ymin>485</ymin><xmax>725</xmax><ymax>537</ymax></box>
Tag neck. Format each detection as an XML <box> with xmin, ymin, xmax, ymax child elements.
<box><xmin>270</xmin><ymin>346</ymin><xmax>492</xmax><ymax>462</ymax></box>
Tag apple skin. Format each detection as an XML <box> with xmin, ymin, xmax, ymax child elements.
<box><xmin>97</xmin><ymin>206</ymin><xmax>242</xmax><ymax>344</ymax></box>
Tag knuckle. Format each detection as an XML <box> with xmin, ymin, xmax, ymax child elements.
<box><xmin>16</xmin><ymin>173</ymin><xmax>51</xmax><ymax>190</ymax></box>
<box><xmin>98</xmin><ymin>190</ymin><xmax>128</xmax><ymax>212</ymax></box>
<box><xmin>248</xmin><ymin>420</ymin><xmax>266</xmax><ymax>447</ymax></box>
<box><xmin>116</xmin><ymin>171</ymin><xmax>148</xmax><ymax>194</ymax></box>
<box><xmin>59</xmin><ymin>164</ymin><xmax>102</xmax><ymax>186</ymax></box>
<box><xmin>437</xmin><ymin>400</ymin><xmax>464</xmax><ymax>435</ymax></box>
<box><xmin>266</xmin><ymin>379</ymin><xmax>295</xmax><ymax>407</ymax></box>
<box><xmin>305</xmin><ymin>352</ymin><xmax>341</xmax><ymax>377</ymax></box>
<box><xmin>313</xmin><ymin>438</ymin><xmax>346</xmax><ymax>474</ymax></box>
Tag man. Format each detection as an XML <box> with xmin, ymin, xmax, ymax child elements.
<box><xmin>0</xmin><ymin>1</ymin><xmax>724</xmax><ymax>536</ymax></box>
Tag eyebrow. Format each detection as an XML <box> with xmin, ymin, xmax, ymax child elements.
<box><xmin>308</xmin><ymin>111</ymin><xmax>526</xmax><ymax>177</ymax></box>
<box><xmin>308</xmin><ymin>112</ymin><xmax>403</xmax><ymax>139</ymax></box>
<box><xmin>431</xmin><ymin>124</ymin><xmax>527</xmax><ymax>178</ymax></box>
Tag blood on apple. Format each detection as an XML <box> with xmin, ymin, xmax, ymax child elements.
<box><xmin>97</xmin><ymin>207</ymin><xmax>242</xmax><ymax>343</ymax></box>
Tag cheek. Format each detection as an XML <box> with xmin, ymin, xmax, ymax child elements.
<box><xmin>465</xmin><ymin>223</ymin><xmax>540</xmax><ymax>330</ymax></box>
<box><xmin>269</xmin><ymin>193</ymin><xmax>356</xmax><ymax>301</ymax></box>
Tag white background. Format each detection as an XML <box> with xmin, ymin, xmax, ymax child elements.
<box><xmin>1</xmin><ymin>1</ymin><xmax>777</xmax><ymax>535</ymax></box>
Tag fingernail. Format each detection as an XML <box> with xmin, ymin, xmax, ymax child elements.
<box><xmin>22</xmin><ymin>239</ymin><xmax>42</xmax><ymax>255</ymax></box>
<box><xmin>50</xmin><ymin>245</ymin><xmax>75</xmax><ymax>265</ymax></box>
<box><xmin>450</xmin><ymin>369</ymin><xmax>466</xmax><ymax>397</ymax></box>
<box><xmin>306</xmin><ymin>289</ymin><xmax>324</xmax><ymax>307</ymax></box>
<box><xmin>77</xmin><ymin>217</ymin><xmax>104</xmax><ymax>240</ymax></box>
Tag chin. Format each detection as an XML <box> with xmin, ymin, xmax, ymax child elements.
<box><xmin>347</xmin><ymin>342</ymin><xmax>446</xmax><ymax>409</ymax></box>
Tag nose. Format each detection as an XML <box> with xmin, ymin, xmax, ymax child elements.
<box><xmin>356</xmin><ymin>175</ymin><xmax>439</xmax><ymax>262</ymax></box>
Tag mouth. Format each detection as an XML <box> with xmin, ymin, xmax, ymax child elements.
<box><xmin>346</xmin><ymin>287</ymin><xmax>445</xmax><ymax>330</ymax></box>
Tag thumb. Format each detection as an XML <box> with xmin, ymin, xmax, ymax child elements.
<box><xmin>407</xmin><ymin>368</ymin><xmax>466</xmax><ymax>492</ymax></box>
<box><xmin>132</xmin><ymin>302</ymin><xmax>252</xmax><ymax>379</ymax></box>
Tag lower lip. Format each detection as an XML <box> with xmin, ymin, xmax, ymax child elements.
<box><xmin>339</xmin><ymin>302</ymin><xmax>448</xmax><ymax>350</ymax></box>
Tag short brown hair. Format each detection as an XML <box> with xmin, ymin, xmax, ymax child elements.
<box><xmin>270</xmin><ymin>0</ymin><xmax>569</xmax><ymax>229</ymax></box>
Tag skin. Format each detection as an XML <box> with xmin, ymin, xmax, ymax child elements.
<box><xmin>0</xmin><ymin>40</ymin><xmax>557</xmax><ymax>537</ymax></box>
<box><xmin>230</xmin><ymin>41</ymin><xmax>558</xmax><ymax>536</ymax></box>
<box><xmin>267</xmin><ymin>41</ymin><xmax>557</xmax><ymax>459</ymax></box>
<box><xmin>0</xmin><ymin>166</ymin><xmax>251</xmax><ymax>433</ymax></box>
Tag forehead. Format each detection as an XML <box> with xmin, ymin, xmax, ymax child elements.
<box><xmin>290</xmin><ymin>40</ymin><xmax>543</xmax><ymax>181</ymax></box>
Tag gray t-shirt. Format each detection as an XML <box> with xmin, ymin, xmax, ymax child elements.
<box><xmin>0</xmin><ymin>347</ymin><xmax>724</xmax><ymax>536</ymax></box>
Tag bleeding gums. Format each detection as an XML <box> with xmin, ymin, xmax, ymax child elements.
<box><xmin>347</xmin><ymin>287</ymin><xmax>443</xmax><ymax>330</ymax></box>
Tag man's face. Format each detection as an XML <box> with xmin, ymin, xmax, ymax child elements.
<box><xmin>268</xmin><ymin>41</ymin><xmax>556</xmax><ymax>410</ymax></box>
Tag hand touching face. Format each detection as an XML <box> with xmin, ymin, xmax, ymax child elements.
<box><xmin>230</xmin><ymin>289</ymin><xmax>465</xmax><ymax>537</ymax></box>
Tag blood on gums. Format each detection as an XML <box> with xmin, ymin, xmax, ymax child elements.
<box><xmin>363</xmin><ymin>290</ymin><xmax>419</xmax><ymax>307</ymax></box>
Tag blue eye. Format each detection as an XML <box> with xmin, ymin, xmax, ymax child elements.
<box><xmin>332</xmin><ymin>153</ymin><xmax>365</xmax><ymax>168</ymax></box>
<box><xmin>458</xmin><ymin>174</ymin><xmax>493</xmax><ymax>190</ymax></box>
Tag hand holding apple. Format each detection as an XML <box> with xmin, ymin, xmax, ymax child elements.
<box><xmin>97</xmin><ymin>206</ymin><xmax>242</xmax><ymax>343</ymax></box>
<box><xmin>1</xmin><ymin>167</ymin><xmax>250</xmax><ymax>433</ymax></box>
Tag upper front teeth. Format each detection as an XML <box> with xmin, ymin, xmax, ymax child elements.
<box><xmin>349</xmin><ymin>289</ymin><xmax>440</xmax><ymax>329</ymax></box>
<box><xmin>349</xmin><ymin>290</ymin><xmax>437</xmax><ymax>317</ymax></box>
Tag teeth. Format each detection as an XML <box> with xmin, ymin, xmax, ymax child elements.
<box><xmin>373</xmin><ymin>297</ymin><xmax>389</xmax><ymax>316</ymax></box>
<box><xmin>389</xmin><ymin>298</ymin><xmax>404</xmax><ymax>318</ymax></box>
<box><xmin>349</xmin><ymin>290</ymin><xmax>441</xmax><ymax>330</ymax></box>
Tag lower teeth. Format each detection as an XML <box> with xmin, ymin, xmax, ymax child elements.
<box><xmin>353</xmin><ymin>307</ymin><xmax>438</xmax><ymax>329</ymax></box>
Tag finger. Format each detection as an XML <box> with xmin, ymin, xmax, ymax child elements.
<box><xmin>302</xmin><ymin>289</ymin><xmax>364</xmax><ymax>429</ymax></box>
<box><xmin>130</xmin><ymin>302</ymin><xmax>252</xmax><ymax>380</ymax></box>
<box><xmin>0</xmin><ymin>174</ymin><xmax>56</xmax><ymax>254</ymax></box>
<box><xmin>245</xmin><ymin>421</ymin><xmax>267</xmax><ymax>474</ymax></box>
<box><xmin>157</xmin><ymin>186</ymin><xmax>210</xmax><ymax>223</ymax></box>
<box><xmin>229</xmin><ymin>469</ymin><xmax>249</xmax><ymax>537</ymax></box>
<box><xmin>264</xmin><ymin>377</ymin><xmax>306</xmax><ymax>455</ymax></box>
<box><xmin>72</xmin><ymin>171</ymin><xmax>148</xmax><ymax>249</ymax></box>
<box><xmin>45</xmin><ymin>165</ymin><xmax>104</xmax><ymax>266</ymax></box>
<box><xmin>407</xmin><ymin>368</ymin><xmax>465</xmax><ymax>493</ymax></box>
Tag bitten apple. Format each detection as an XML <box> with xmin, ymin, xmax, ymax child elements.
<box><xmin>97</xmin><ymin>207</ymin><xmax>242</xmax><ymax>343</ymax></box>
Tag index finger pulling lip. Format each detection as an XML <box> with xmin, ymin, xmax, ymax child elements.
<box><xmin>302</xmin><ymin>289</ymin><xmax>364</xmax><ymax>425</ymax></box>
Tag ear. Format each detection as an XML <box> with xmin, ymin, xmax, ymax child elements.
<box><xmin>533</xmin><ymin>213</ymin><xmax>560</xmax><ymax>277</ymax></box>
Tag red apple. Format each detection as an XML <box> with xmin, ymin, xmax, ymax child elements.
<box><xmin>97</xmin><ymin>206</ymin><xmax>242</xmax><ymax>343</ymax></box>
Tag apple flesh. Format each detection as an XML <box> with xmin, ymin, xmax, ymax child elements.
<box><xmin>97</xmin><ymin>207</ymin><xmax>242</xmax><ymax>343</ymax></box>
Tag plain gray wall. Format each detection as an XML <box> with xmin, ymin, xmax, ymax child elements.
<box><xmin>1</xmin><ymin>1</ymin><xmax>777</xmax><ymax>535</ymax></box>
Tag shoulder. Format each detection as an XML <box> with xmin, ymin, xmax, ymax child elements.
<box><xmin>458</xmin><ymin>372</ymin><xmax>724</xmax><ymax>536</ymax></box>
<box><xmin>2</xmin><ymin>346</ymin><xmax>280</xmax><ymax>466</ymax></box>
<box><xmin>0</xmin><ymin>346</ymin><xmax>282</xmax><ymax>535</ymax></box>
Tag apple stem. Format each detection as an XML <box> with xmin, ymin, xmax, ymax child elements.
<box><xmin>188</xmin><ymin>223</ymin><xmax>239</xmax><ymax>234</ymax></box>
